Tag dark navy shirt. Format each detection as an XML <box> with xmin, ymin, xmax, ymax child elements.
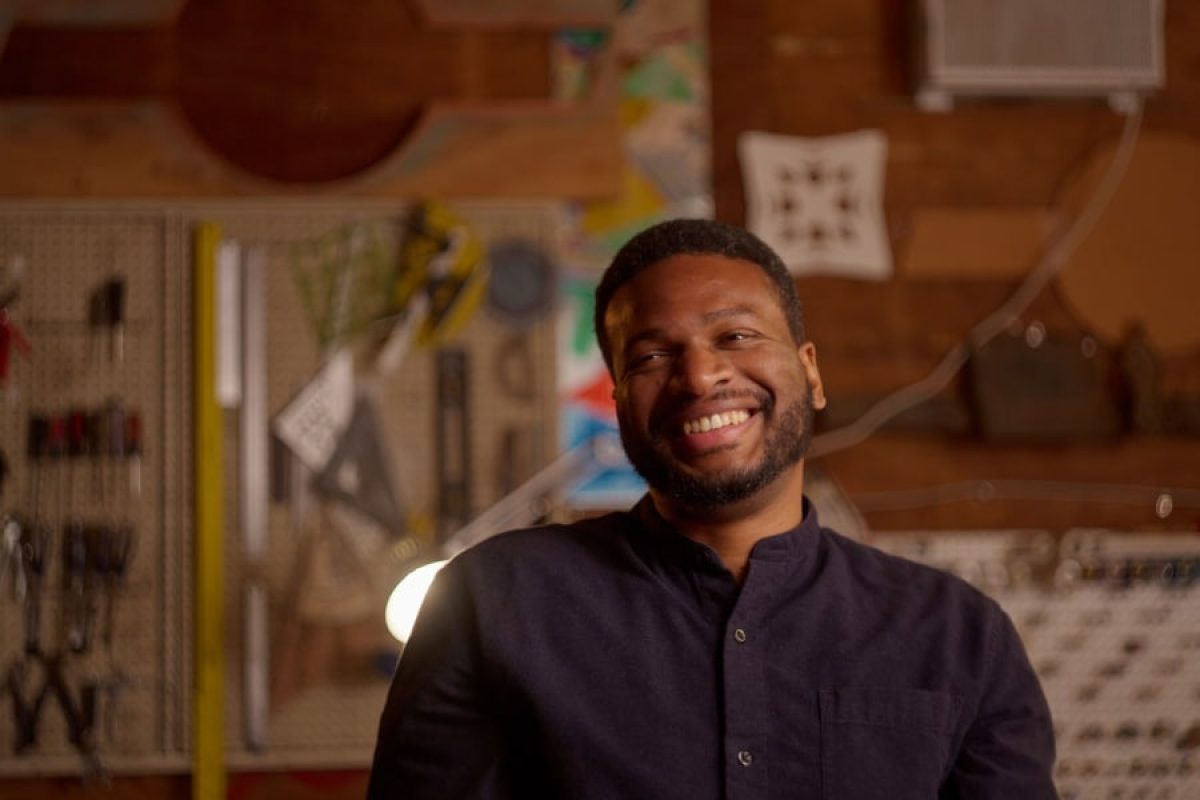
<box><xmin>368</xmin><ymin>499</ymin><xmax>1057</xmax><ymax>799</ymax></box>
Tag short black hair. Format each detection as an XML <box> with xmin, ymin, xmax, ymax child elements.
<box><xmin>593</xmin><ymin>218</ymin><xmax>805</xmax><ymax>373</ymax></box>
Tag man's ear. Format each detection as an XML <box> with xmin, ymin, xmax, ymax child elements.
<box><xmin>797</xmin><ymin>342</ymin><xmax>827</xmax><ymax>411</ymax></box>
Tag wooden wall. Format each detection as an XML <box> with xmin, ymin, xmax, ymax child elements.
<box><xmin>1</xmin><ymin>1</ymin><xmax>1199</xmax><ymax>796</ymax></box>
<box><xmin>710</xmin><ymin>0</ymin><xmax>1200</xmax><ymax>531</ymax></box>
<box><xmin>3</xmin><ymin>0</ymin><xmax>1194</xmax><ymax>535</ymax></box>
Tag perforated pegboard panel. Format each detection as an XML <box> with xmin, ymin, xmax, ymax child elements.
<box><xmin>0</xmin><ymin>206</ymin><xmax>192</xmax><ymax>775</ymax></box>
<box><xmin>178</xmin><ymin>201</ymin><xmax>565</xmax><ymax>768</ymax></box>
<box><xmin>873</xmin><ymin>529</ymin><xmax>1200</xmax><ymax>800</ymax></box>
<box><xmin>0</xmin><ymin>201</ymin><xmax>564</xmax><ymax>775</ymax></box>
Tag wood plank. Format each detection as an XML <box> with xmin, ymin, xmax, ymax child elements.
<box><xmin>818</xmin><ymin>434</ymin><xmax>1200</xmax><ymax>531</ymax></box>
<box><xmin>902</xmin><ymin>207</ymin><xmax>1052</xmax><ymax>279</ymax></box>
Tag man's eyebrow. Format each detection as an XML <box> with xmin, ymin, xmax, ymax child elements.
<box><xmin>700</xmin><ymin>306</ymin><xmax>758</xmax><ymax>324</ymax></box>
<box><xmin>622</xmin><ymin>328</ymin><xmax>667</xmax><ymax>353</ymax></box>
<box><xmin>622</xmin><ymin>306</ymin><xmax>761</xmax><ymax>354</ymax></box>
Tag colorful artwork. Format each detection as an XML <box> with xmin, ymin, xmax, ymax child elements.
<box><xmin>555</xmin><ymin>0</ymin><xmax>711</xmax><ymax>508</ymax></box>
<box><xmin>557</xmin><ymin>276</ymin><xmax>646</xmax><ymax>506</ymax></box>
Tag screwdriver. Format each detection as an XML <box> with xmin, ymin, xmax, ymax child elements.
<box><xmin>88</xmin><ymin>285</ymin><xmax>106</xmax><ymax>366</ymax></box>
<box><xmin>66</xmin><ymin>408</ymin><xmax>88</xmax><ymax>508</ymax></box>
<box><xmin>106</xmin><ymin>278</ymin><xmax>125</xmax><ymax>364</ymax></box>
<box><xmin>89</xmin><ymin>408</ymin><xmax>107</xmax><ymax>504</ymax></box>
<box><xmin>26</xmin><ymin>415</ymin><xmax>48</xmax><ymax>515</ymax></box>
<box><xmin>106</xmin><ymin>400</ymin><xmax>125</xmax><ymax>504</ymax></box>
<box><xmin>20</xmin><ymin>521</ymin><xmax>49</xmax><ymax>655</ymax></box>
<box><xmin>0</xmin><ymin>307</ymin><xmax>32</xmax><ymax>392</ymax></box>
<box><xmin>62</xmin><ymin>521</ymin><xmax>90</xmax><ymax>653</ymax></box>
<box><xmin>47</xmin><ymin>414</ymin><xmax>67</xmax><ymax>521</ymax></box>
<box><xmin>125</xmin><ymin>409</ymin><xmax>142</xmax><ymax>500</ymax></box>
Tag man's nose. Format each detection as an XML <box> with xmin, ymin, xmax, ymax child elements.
<box><xmin>670</xmin><ymin>344</ymin><xmax>732</xmax><ymax>396</ymax></box>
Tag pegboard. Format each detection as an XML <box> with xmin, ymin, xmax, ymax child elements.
<box><xmin>0</xmin><ymin>201</ymin><xmax>565</xmax><ymax>775</ymax></box>
<box><xmin>0</xmin><ymin>206</ymin><xmax>192</xmax><ymax>775</ymax></box>
<box><xmin>186</xmin><ymin>201</ymin><xmax>564</xmax><ymax>768</ymax></box>
<box><xmin>873</xmin><ymin>529</ymin><xmax>1200</xmax><ymax>800</ymax></box>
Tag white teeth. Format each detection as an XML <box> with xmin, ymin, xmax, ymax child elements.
<box><xmin>683</xmin><ymin>410</ymin><xmax>750</xmax><ymax>435</ymax></box>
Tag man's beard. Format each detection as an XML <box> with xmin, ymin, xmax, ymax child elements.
<box><xmin>619</xmin><ymin>381</ymin><xmax>815</xmax><ymax>512</ymax></box>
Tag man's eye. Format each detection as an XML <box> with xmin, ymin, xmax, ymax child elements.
<box><xmin>721</xmin><ymin>331</ymin><xmax>754</xmax><ymax>344</ymax></box>
<box><xmin>629</xmin><ymin>351</ymin><xmax>666</xmax><ymax>369</ymax></box>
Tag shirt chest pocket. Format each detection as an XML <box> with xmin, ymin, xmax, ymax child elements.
<box><xmin>818</xmin><ymin>687</ymin><xmax>961</xmax><ymax>800</ymax></box>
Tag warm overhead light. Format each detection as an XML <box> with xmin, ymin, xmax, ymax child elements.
<box><xmin>385</xmin><ymin>560</ymin><xmax>448</xmax><ymax>644</ymax></box>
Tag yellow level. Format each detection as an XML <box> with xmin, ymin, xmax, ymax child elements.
<box><xmin>193</xmin><ymin>223</ymin><xmax>225</xmax><ymax>800</ymax></box>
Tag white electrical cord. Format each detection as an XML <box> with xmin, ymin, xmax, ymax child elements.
<box><xmin>810</xmin><ymin>101</ymin><xmax>1145</xmax><ymax>458</ymax></box>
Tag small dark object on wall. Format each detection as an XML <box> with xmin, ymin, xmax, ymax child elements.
<box><xmin>486</xmin><ymin>238</ymin><xmax>557</xmax><ymax>328</ymax></box>
<box><xmin>969</xmin><ymin>327</ymin><xmax>1122</xmax><ymax>441</ymax></box>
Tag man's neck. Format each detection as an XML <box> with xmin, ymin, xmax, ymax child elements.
<box><xmin>650</xmin><ymin>464</ymin><xmax>807</xmax><ymax>584</ymax></box>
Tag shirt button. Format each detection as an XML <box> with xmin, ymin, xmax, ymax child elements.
<box><xmin>737</xmin><ymin>750</ymin><xmax>753</xmax><ymax>767</ymax></box>
<box><xmin>733</xmin><ymin>628</ymin><xmax>747</xmax><ymax>643</ymax></box>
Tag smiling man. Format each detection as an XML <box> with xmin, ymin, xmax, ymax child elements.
<box><xmin>368</xmin><ymin>219</ymin><xmax>1057</xmax><ymax>799</ymax></box>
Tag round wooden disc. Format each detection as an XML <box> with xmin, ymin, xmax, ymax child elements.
<box><xmin>1056</xmin><ymin>133</ymin><xmax>1200</xmax><ymax>355</ymax></box>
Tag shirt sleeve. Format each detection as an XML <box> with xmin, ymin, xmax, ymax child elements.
<box><xmin>941</xmin><ymin>605</ymin><xmax>1059</xmax><ymax>799</ymax></box>
<box><xmin>367</xmin><ymin>559</ymin><xmax>514</xmax><ymax>800</ymax></box>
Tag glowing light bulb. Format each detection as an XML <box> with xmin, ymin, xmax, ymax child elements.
<box><xmin>385</xmin><ymin>560</ymin><xmax>448</xmax><ymax>644</ymax></box>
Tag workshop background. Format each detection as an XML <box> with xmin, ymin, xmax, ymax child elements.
<box><xmin>0</xmin><ymin>1</ymin><xmax>1198</xmax><ymax>799</ymax></box>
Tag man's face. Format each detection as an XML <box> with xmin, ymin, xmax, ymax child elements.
<box><xmin>604</xmin><ymin>254</ymin><xmax>826</xmax><ymax>512</ymax></box>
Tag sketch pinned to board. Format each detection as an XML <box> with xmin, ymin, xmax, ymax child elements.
<box><xmin>739</xmin><ymin>129</ymin><xmax>891</xmax><ymax>280</ymax></box>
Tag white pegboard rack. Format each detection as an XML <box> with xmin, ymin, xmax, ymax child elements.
<box><xmin>0</xmin><ymin>207</ymin><xmax>191</xmax><ymax>776</ymax></box>
<box><xmin>871</xmin><ymin>529</ymin><xmax>1200</xmax><ymax>800</ymax></box>
<box><xmin>1</xmin><ymin>200</ymin><xmax>568</xmax><ymax>776</ymax></box>
<box><xmin>204</xmin><ymin>201</ymin><xmax>565</xmax><ymax>770</ymax></box>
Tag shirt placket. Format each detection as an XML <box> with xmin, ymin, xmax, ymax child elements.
<box><xmin>721</xmin><ymin>558</ymin><xmax>788</xmax><ymax>799</ymax></box>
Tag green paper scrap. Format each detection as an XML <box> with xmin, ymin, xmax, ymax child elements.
<box><xmin>567</xmin><ymin>281</ymin><xmax>598</xmax><ymax>357</ymax></box>
<box><xmin>623</xmin><ymin>54</ymin><xmax>694</xmax><ymax>102</ymax></box>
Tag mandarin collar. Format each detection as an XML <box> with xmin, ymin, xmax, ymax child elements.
<box><xmin>631</xmin><ymin>494</ymin><xmax>822</xmax><ymax>570</ymax></box>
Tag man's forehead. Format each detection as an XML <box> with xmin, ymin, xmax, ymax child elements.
<box><xmin>605</xmin><ymin>255</ymin><xmax>776</xmax><ymax>322</ymax></box>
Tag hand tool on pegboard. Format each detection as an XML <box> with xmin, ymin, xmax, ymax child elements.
<box><xmin>61</xmin><ymin>520</ymin><xmax>92</xmax><ymax>654</ymax></box>
<box><xmin>6</xmin><ymin>652</ymin><xmax>101</xmax><ymax>776</ymax></box>
<box><xmin>106</xmin><ymin>277</ymin><xmax>126</xmax><ymax>365</ymax></box>
<box><xmin>494</xmin><ymin>332</ymin><xmax>537</xmax><ymax>404</ymax></box>
<box><xmin>192</xmin><ymin>222</ymin><xmax>226</xmax><ymax>800</ymax></box>
<box><xmin>394</xmin><ymin>201</ymin><xmax>488</xmax><ymax>350</ymax></box>
<box><xmin>3</xmin><ymin>515</ymin><xmax>101</xmax><ymax>772</ymax></box>
<box><xmin>45</xmin><ymin>415</ymin><xmax>67</xmax><ymax>524</ymax></box>
<box><xmin>8</xmin><ymin>515</ymin><xmax>49</xmax><ymax>658</ymax></box>
<box><xmin>312</xmin><ymin>394</ymin><xmax>409</xmax><ymax>543</ymax></box>
<box><xmin>370</xmin><ymin>200</ymin><xmax>488</xmax><ymax>378</ymax></box>
<box><xmin>88</xmin><ymin>523</ymin><xmax>134</xmax><ymax>744</ymax></box>
<box><xmin>26</xmin><ymin>415</ymin><xmax>46</xmax><ymax>515</ymax></box>
<box><xmin>435</xmin><ymin>349</ymin><xmax>471</xmax><ymax>541</ymax></box>
<box><xmin>238</xmin><ymin>244</ymin><xmax>270</xmax><ymax>751</ymax></box>
<box><xmin>86</xmin><ymin>277</ymin><xmax>127</xmax><ymax>366</ymax></box>
<box><xmin>0</xmin><ymin>289</ymin><xmax>32</xmax><ymax>394</ymax></box>
<box><xmin>291</xmin><ymin>223</ymin><xmax>394</xmax><ymax>351</ymax></box>
<box><xmin>484</xmin><ymin>237</ymin><xmax>557</xmax><ymax>330</ymax></box>
<box><xmin>103</xmin><ymin>399</ymin><xmax>129</xmax><ymax>505</ymax></box>
<box><xmin>1</xmin><ymin>515</ymin><xmax>15</xmax><ymax>597</ymax></box>
<box><xmin>124</xmin><ymin>408</ymin><xmax>142</xmax><ymax>501</ymax></box>
<box><xmin>65</xmin><ymin>408</ymin><xmax>88</xmax><ymax>510</ymax></box>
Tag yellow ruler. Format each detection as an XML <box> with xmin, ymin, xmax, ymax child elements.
<box><xmin>193</xmin><ymin>222</ymin><xmax>225</xmax><ymax>800</ymax></box>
